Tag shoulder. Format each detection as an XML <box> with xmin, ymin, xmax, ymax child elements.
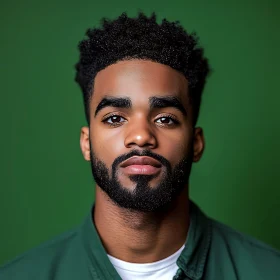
<box><xmin>210</xmin><ymin>217</ymin><xmax>280</xmax><ymax>277</ymax></box>
<box><xmin>211</xmin><ymin>218</ymin><xmax>280</xmax><ymax>258</ymax></box>
<box><xmin>0</xmin><ymin>227</ymin><xmax>81</xmax><ymax>280</ymax></box>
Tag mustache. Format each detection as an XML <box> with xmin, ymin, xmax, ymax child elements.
<box><xmin>112</xmin><ymin>149</ymin><xmax>171</xmax><ymax>171</ymax></box>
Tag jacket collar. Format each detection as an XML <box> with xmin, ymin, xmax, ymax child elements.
<box><xmin>176</xmin><ymin>201</ymin><xmax>212</xmax><ymax>279</ymax></box>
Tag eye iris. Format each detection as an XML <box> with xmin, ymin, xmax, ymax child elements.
<box><xmin>161</xmin><ymin>117</ymin><xmax>170</xmax><ymax>124</ymax></box>
<box><xmin>111</xmin><ymin>116</ymin><xmax>121</xmax><ymax>123</ymax></box>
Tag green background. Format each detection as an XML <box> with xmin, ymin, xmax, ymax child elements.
<box><xmin>1</xmin><ymin>0</ymin><xmax>279</xmax><ymax>266</ymax></box>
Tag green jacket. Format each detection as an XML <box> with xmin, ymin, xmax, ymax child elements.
<box><xmin>1</xmin><ymin>201</ymin><xmax>279</xmax><ymax>279</ymax></box>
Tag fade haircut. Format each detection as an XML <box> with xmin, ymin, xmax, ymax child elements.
<box><xmin>75</xmin><ymin>12</ymin><xmax>210</xmax><ymax>125</ymax></box>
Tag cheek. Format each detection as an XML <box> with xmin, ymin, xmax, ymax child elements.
<box><xmin>160</xmin><ymin>127</ymin><xmax>193</xmax><ymax>164</ymax></box>
<box><xmin>90</xmin><ymin>125</ymin><xmax>125</xmax><ymax>165</ymax></box>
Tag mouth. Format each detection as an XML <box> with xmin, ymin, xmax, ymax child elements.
<box><xmin>120</xmin><ymin>156</ymin><xmax>162</xmax><ymax>176</ymax></box>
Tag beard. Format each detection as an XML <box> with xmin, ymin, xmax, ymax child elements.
<box><xmin>89</xmin><ymin>144</ymin><xmax>193</xmax><ymax>212</ymax></box>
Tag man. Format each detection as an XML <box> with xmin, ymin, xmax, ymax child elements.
<box><xmin>1</xmin><ymin>12</ymin><xmax>279</xmax><ymax>280</ymax></box>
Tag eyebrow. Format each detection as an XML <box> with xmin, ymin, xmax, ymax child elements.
<box><xmin>94</xmin><ymin>95</ymin><xmax>187</xmax><ymax>117</ymax></box>
<box><xmin>94</xmin><ymin>97</ymin><xmax>132</xmax><ymax>117</ymax></box>
<box><xmin>149</xmin><ymin>96</ymin><xmax>187</xmax><ymax>116</ymax></box>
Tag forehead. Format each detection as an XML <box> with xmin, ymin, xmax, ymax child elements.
<box><xmin>91</xmin><ymin>59</ymin><xmax>189</xmax><ymax>105</ymax></box>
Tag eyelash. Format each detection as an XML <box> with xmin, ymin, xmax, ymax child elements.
<box><xmin>102</xmin><ymin>113</ymin><xmax>179</xmax><ymax>127</ymax></box>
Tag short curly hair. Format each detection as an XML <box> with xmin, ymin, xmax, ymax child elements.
<box><xmin>75</xmin><ymin>12</ymin><xmax>210</xmax><ymax>125</ymax></box>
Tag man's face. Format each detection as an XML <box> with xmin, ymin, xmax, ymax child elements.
<box><xmin>80</xmin><ymin>59</ymin><xmax>204</xmax><ymax>212</ymax></box>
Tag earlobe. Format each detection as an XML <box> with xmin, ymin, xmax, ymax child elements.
<box><xmin>193</xmin><ymin>127</ymin><xmax>205</xmax><ymax>162</ymax></box>
<box><xmin>80</xmin><ymin>126</ymin><xmax>91</xmax><ymax>161</ymax></box>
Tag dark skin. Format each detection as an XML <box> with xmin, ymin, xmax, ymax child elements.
<box><xmin>80</xmin><ymin>59</ymin><xmax>205</xmax><ymax>263</ymax></box>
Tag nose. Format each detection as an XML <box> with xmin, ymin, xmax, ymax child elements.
<box><xmin>124</xmin><ymin>117</ymin><xmax>157</xmax><ymax>149</ymax></box>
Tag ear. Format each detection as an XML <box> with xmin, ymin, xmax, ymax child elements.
<box><xmin>80</xmin><ymin>126</ymin><xmax>91</xmax><ymax>161</ymax></box>
<box><xmin>193</xmin><ymin>127</ymin><xmax>205</xmax><ymax>162</ymax></box>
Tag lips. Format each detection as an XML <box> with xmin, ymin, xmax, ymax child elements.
<box><xmin>120</xmin><ymin>156</ymin><xmax>162</xmax><ymax>168</ymax></box>
<box><xmin>120</xmin><ymin>156</ymin><xmax>162</xmax><ymax>175</ymax></box>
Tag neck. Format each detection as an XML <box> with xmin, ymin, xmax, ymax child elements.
<box><xmin>93</xmin><ymin>186</ymin><xmax>190</xmax><ymax>263</ymax></box>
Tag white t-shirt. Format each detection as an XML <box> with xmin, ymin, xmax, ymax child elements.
<box><xmin>107</xmin><ymin>244</ymin><xmax>185</xmax><ymax>280</ymax></box>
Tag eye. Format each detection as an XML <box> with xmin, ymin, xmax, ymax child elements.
<box><xmin>155</xmin><ymin>116</ymin><xmax>178</xmax><ymax>125</ymax></box>
<box><xmin>102</xmin><ymin>114</ymin><xmax>127</xmax><ymax>126</ymax></box>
